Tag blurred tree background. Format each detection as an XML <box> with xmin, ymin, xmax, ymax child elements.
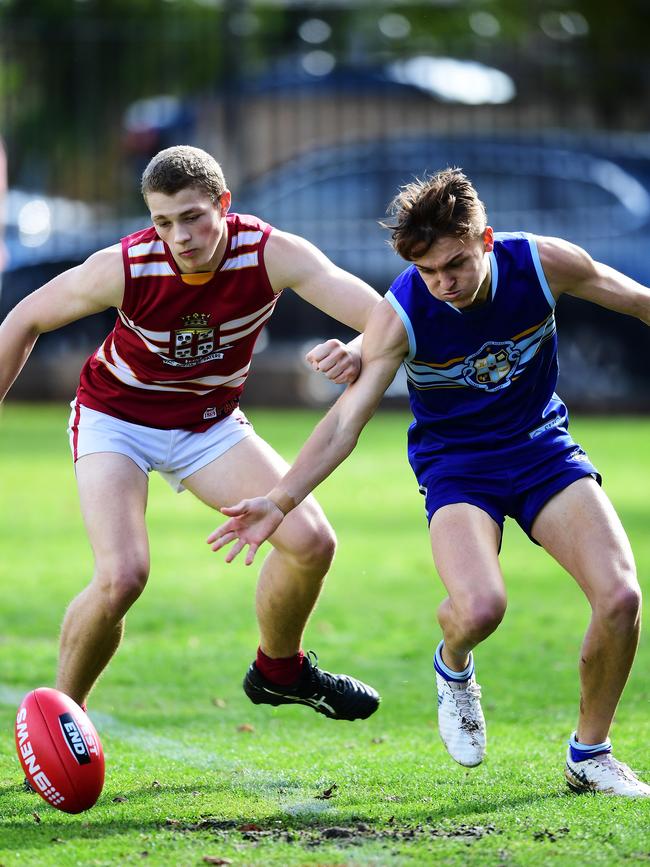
<box><xmin>2</xmin><ymin>0</ymin><xmax>649</xmax><ymax>200</ymax></box>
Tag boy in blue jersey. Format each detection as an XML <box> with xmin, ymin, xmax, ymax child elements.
<box><xmin>208</xmin><ymin>168</ymin><xmax>650</xmax><ymax>797</ymax></box>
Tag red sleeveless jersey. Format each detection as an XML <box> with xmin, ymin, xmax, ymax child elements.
<box><xmin>76</xmin><ymin>213</ymin><xmax>277</xmax><ymax>431</ymax></box>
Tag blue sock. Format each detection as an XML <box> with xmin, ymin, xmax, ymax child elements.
<box><xmin>434</xmin><ymin>640</ymin><xmax>474</xmax><ymax>682</ymax></box>
<box><xmin>568</xmin><ymin>731</ymin><xmax>612</xmax><ymax>763</ymax></box>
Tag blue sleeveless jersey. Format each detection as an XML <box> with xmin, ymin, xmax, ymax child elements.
<box><xmin>385</xmin><ymin>233</ymin><xmax>570</xmax><ymax>474</ymax></box>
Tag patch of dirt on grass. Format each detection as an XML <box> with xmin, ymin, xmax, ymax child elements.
<box><xmin>165</xmin><ymin>817</ymin><xmax>500</xmax><ymax>849</ymax></box>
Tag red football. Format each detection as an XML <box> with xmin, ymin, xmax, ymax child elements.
<box><xmin>15</xmin><ymin>687</ymin><xmax>105</xmax><ymax>814</ymax></box>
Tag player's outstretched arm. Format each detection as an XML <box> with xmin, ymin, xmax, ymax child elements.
<box><xmin>538</xmin><ymin>236</ymin><xmax>650</xmax><ymax>324</ymax></box>
<box><xmin>0</xmin><ymin>246</ymin><xmax>124</xmax><ymax>403</ymax></box>
<box><xmin>263</xmin><ymin>230</ymin><xmax>382</xmax><ymax>387</ymax></box>
<box><xmin>207</xmin><ymin>299</ymin><xmax>408</xmax><ymax>564</ymax></box>
<box><xmin>264</xmin><ymin>229</ymin><xmax>382</xmax><ymax>331</ymax></box>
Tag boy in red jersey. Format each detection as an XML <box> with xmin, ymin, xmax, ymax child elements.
<box><xmin>0</xmin><ymin>145</ymin><xmax>381</xmax><ymax>722</ymax></box>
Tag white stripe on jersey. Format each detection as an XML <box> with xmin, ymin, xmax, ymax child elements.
<box><xmin>219</xmin><ymin>305</ymin><xmax>275</xmax><ymax>346</ymax></box>
<box><xmin>231</xmin><ymin>230</ymin><xmax>264</xmax><ymax>250</ymax></box>
<box><xmin>130</xmin><ymin>261</ymin><xmax>176</xmax><ymax>278</ymax></box>
<box><xmin>128</xmin><ymin>240</ymin><xmax>165</xmax><ymax>258</ymax></box>
<box><xmin>117</xmin><ymin>309</ymin><xmax>170</xmax><ymax>345</ymax></box>
<box><xmin>96</xmin><ymin>338</ymin><xmax>251</xmax><ymax>395</ymax></box>
<box><xmin>220</xmin><ymin>252</ymin><xmax>258</xmax><ymax>271</ymax></box>
<box><xmin>118</xmin><ymin>301</ymin><xmax>274</xmax><ymax>358</ymax></box>
<box><xmin>221</xmin><ymin>297</ymin><xmax>277</xmax><ymax>330</ymax></box>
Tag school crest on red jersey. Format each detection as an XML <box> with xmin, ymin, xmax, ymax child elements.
<box><xmin>174</xmin><ymin>312</ymin><xmax>216</xmax><ymax>361</ymax></box>
<box><xmin>462</xmin><ymin>341</ymin><xmax>520</xmax><ymax>391</ymax></box>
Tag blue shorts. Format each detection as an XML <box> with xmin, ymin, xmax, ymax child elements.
<box><xmin>414</xmin><ymin>430</ymin><xmax>601</xmax><ymax>543</ymax></box>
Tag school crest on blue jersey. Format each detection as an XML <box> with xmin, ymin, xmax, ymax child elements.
<box><xmin>462</xmin><ymin>341</ymin><xmax>521</xmax><ymax>391</ymax></box>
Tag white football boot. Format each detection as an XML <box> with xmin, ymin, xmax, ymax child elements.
<box><xmin>436</xmin><ymin>671</ymin><xmax>486</xmax><ymax>767</ymax></box>
<box><xmin>565</xmin><ymin>750</ymin><xmax>650</xmax><ymax>797</ymax></box>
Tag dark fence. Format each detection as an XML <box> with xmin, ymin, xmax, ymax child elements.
<box><xmin>1</xmin><ymin>2</ymin><xmax>649</xmax><ymax>408</ymax></box>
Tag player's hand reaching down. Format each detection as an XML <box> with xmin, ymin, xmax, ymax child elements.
<box><xmin>207</xmin><ymin>497</ymin><xmax>284</xmax><ymax>565</ymax></box>
<box><xmin>305</xmin><ymin>338</ymin><xmax>361</xmax><ymax>385</ymax></box>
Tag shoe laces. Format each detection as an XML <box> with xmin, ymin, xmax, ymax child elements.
<box><xmin>305</xmin><ymin>650</ymin><xmax>348</xmax><ymax>695</ymax></box>
<box><xmin>451</xmin><ymin>680</ymin><xmax>482</xmax><ymax>725</ymax></box>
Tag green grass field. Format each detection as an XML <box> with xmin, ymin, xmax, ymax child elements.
<box><xmin>1</xmin><ymin>403</ymin><xmax>649</xmax><ymax>866</ymax></box>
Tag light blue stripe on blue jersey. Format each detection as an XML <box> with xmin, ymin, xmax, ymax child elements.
<box><xmin>385</xmin><ymin>290</ymin><xmax>417</xmax><ymax>361</ymax></box>
<box><xmin>403</xmin><ymin>313</ymin><xmax>556</xmax><ymax>390</ymax></box>
<box><xmin>489</xmin><ymin>248</ymin><xmax>499</xmax><ymax>299</ymax></box>
<box><xmin>405</xmin><ymin>357</ymin><xmax>467</xmax><ymax>389</ymax></box>
<box><xmin>514</xmin><ymin>314</ymin><xmax>556</xmax><ymax>370</ymax></box>
<box><xmin>526</xmin><ymin>233</ymin><xmax>555</xmax><ymax>309</ymax></box>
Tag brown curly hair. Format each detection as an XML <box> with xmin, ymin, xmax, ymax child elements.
<box><xmin>384</xmin><ymin>167</ymin><xmax>488</xmax><ymax>260</ymax></box>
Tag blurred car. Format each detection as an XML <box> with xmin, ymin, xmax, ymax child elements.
<box><xmin>237</xmin><ymin>133</ymin><xmax>650</xmax><ymax>292</ymax></box>
<box><xmin>237</xmin><ymin>133</ymin><xmax>650</xmax><ymax>408</ymax></box>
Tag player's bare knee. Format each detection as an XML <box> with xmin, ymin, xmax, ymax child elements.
<box><xmin>95</xmin><ymin>561</ymin><xmax>149</xmax><ymax>619</ymax></box>
<box><xmin>306</xmin><ymin>523</ymin><xmax>337</xmax><ymax>572</ymax></box>
<box><xmin>597</xmin><ymin>581</ymin><xmax>642</xmax><ymax>630</ymax></box>
<box><xmin>462</xmin><ymin>596</ymin><xmax>506</xmax><ymax>642</ymax></box>
<box><xmin>288</xmin><ymin>521</ymin><xmax>337</xmax><ymax>574</ymax></box>
<box><xmin>109</xmin><ymin>571</ymin><xmax>148</xmax><ymax>618</ymax></box>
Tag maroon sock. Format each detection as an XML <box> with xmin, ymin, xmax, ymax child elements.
<box><xmin>256</xmin><ymin>647</ymin><xmax>305</xmax><ymax>685</ymax></box>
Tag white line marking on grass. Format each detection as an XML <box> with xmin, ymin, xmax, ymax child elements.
<box><xmin>92</xmin><ymin>711</ymin><xmax>240</xmax><ymax>772</ymax></box>
<box><xmin>2</xmin><ymin>686</ymin><xmax>246</xmax><ymax>772</ymax></box>
<box><xmin>282</xmin><ymin>800</ymin><xmax>333</xmax><ymax>816</ymax></box>
<box><xmin>1</xmin><ymin>685</ymin><xmax>232</xmax><ymax>771</ymax></box>
<box><xmin>0</xmin><ymin>684</ymin><xmax>331</xmax><ymax>816</ymax></box>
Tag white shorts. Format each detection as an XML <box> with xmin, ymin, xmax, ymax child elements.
<box><xmin>68</xmin><ymin>401</ymin><xmax>254</xmax><ymax>492</ymax></box>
